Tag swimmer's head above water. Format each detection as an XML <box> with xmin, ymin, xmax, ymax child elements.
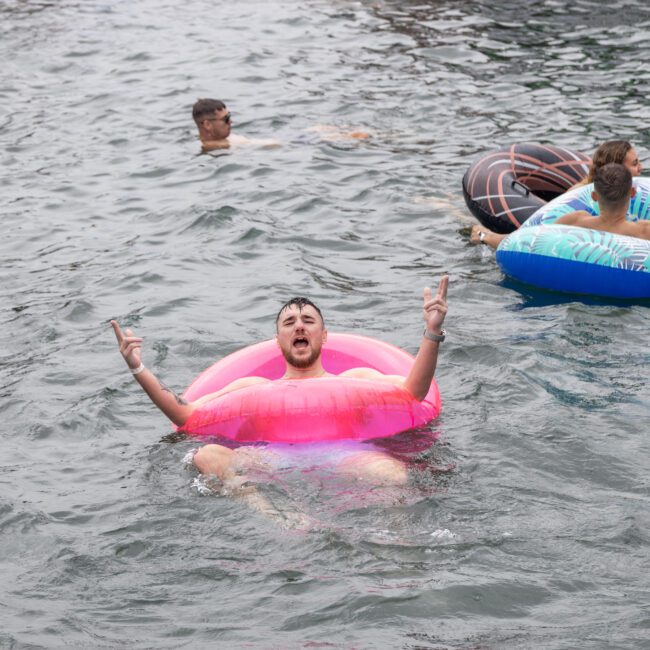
<box><xmin>588</xmin><ymin>140</ymin><xmax>642</xmax><ymax>183</ymax></box>
<box><xmin>192</xmin><ymin>98</ymin><xmax>232</xmax><ymax>145</ymax></box>
<box><xmin>592</xmin><ymin>163</ymin><xmax>634</xmax><ymax>210</ymax></box>
<box><xmin>275</xmin><ymin>298</ymin><xmax>326</xmax><ymax>370</ymax></box>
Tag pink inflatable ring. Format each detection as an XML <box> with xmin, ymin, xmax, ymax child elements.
<box><xmin>177</xmin><ymin>333</ymin><xmax>441</xmax><ymax>443</ymax></box>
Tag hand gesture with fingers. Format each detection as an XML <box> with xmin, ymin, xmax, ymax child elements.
<box><xmin>111</xmin><ymin>320</ymin><xmax>143</xmax><ymax>370</ymax></box>
<box><xmin>109</xmin><ymin>320</ymin><xmax>191</xmax><ymax>425</ymax></box>
<box><xmin>422</xmin><ymin>275</ymin><xmax>449</xmax><ymax>335</ymax></box>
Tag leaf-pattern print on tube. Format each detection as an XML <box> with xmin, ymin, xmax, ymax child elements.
<box><xmin>496</xmin><ymin>224</ymin><xmax>650</xmax><ymax>298</ymax></box>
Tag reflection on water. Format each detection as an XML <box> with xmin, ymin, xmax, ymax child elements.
<box><xmin>1</xmin><ymin>0</ymin><xmax>649</xmax><ymax>648</ymax></box>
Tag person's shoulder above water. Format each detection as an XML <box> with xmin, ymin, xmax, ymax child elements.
<box><xmin>226</xmin><ymin>134</ymin><xmax>282</xmax><ymax>148</ymax></box>
<box><xmin>200</xmin><ymin>134</ymin><xmax>282</xmax><ymax>152</ymax></box>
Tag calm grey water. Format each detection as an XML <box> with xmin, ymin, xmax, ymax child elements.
<box><xmin>1</xmin><ymin>0</ymin><xmax>649</xmax><ymax>648</ymax></box>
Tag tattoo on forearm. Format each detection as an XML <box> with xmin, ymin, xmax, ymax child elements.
<box><xmin>159</xmin><ymin>381</ymin><xmax>188</xmax><ymax>405</ymax></box>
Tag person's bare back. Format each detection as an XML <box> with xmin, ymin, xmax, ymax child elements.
<box><xmin>555</xmin><ymin>164</ymin><xmax>650</xmax><ymax>241</ymax></box>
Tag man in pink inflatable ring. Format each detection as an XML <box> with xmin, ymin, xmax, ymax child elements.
<box><xmin>111</xmin><ymin>276</ymin><xmax>448</xmax><ymax>487</ymax></box>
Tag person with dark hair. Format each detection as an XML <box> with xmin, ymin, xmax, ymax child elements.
<box><xmin>192</xmin><ymin>98</ymin><xmax>227</xmax><ymax>123</ymax></box>
<box><xmin>553</xmin><ymin>163</ymin><xmax>650</xmax><ymax>239</ymax></box>
<box><xmin>111</xmin><ymin>276</ymin><xmax>449</xmax><ymax>483</ymax></box>
<box><xmin>192</xmin><ymin>98</ymin><xmax>231</xmax><ymax>149</ymax></box>
<box><xmin>470</xmin><ymin>140</ymin><xmax>644</xmax><ymax>250</ymax></box>
<box><xmin>192</xmin><ymin>97</ymin><xmax>280</xmax><ymax>151</ymax></box>
<box><xmin>575</xmin><ymin>140</ymin><xmax>642</xmax><ymax>187</ymax></box>
<box><xmin>192</xmin><ymin>98</ymin><xmax>370</xmax><ymax>151</ymax></box>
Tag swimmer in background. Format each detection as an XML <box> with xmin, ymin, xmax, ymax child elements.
<box><xmin>111</xmin><ymin>276</ymin><xmax>448</xmax><ymax>487</ymax></box>
<box><xmin>192</xmin><ymin>98</ymin><xmax>370</xmax><ymax>152</ymax></box>
<box><xmin>192</xmin><ymin>98</ymin><xmax>281</xmax><ymax>150</ymax></box>
<box><xmin>470</xmin><ymin>140</ymin><xmax>643</xmax><ymax>250</ymax></box>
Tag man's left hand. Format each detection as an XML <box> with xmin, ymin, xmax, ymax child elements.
<box><xmin>422</xmin><ymin>275</ymin><xmax>449</xmax><ymax>334</ymax></box>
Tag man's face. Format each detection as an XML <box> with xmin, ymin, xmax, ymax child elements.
<box><xmin>276</xmin><ymin>304</ymin><xmax>327</xmax><ymax>369</ymax></box>
<box><xmin>203</xmin><ymin>107</ymin><xmax>232</xmax><ymax>140</ymax></box>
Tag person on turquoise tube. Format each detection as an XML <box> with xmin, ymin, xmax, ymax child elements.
<box><xmin>552</xmin><ymin>163</ymin><xmax>650</xmax><ymax>239</ymax></box>
<box><xmin>111</xmin><ymin>276</ymin><xmax>448</xmax><ymax>485</ymax></box>
<box><xmin>470</xmin><ymin>140</ymin><xmax>643</xmax><ymax>250</ymax></box>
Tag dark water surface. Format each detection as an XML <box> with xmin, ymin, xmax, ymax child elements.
<box><xmin>2</xmin><ymin>0</ymin><xmax>649</xmax><ymax>648</ymax></box>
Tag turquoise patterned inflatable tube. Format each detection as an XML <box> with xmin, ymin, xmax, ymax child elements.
<box><xmin>495</xmin><ymin>178</ymin><xmax>650</xmax><ymax>298</ymax></box>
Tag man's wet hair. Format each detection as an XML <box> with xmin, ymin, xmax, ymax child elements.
<box><xmin>276</xmin><ymin>297</ymin><xmax>324</xmax><ymax>328</ymax></box>
<box><xmin>192</xmin><ymin>98</ymin><xmax>226</xmax><ymax>124</ymax></box>
<box><xmin>594</xmin><ymin>163</ymin><xmax>632</xmax><ymax>207</ymax></box>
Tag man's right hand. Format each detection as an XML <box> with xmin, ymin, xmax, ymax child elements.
<box><xmin>111</xmin><ymin>320</ymin><xmax>143</xmax><ymax>370</ymax></box>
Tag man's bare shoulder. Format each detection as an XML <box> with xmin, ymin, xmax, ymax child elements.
<box><xmin>201</xmin><ymin>139</ymin><xmax>230</xmax><ymax>151</ymax></box>
<box><xmin>229</xmin><ymin>134</ymin><xmax>281</xmax><ymax>147</ymax></box>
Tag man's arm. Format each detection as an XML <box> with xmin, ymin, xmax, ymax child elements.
<box><xmin>403</xmin><ymin>275</ymin><xmax>449</xmax><ymax>401</ymax></box>
<box><xmin>111</xmin><ymin>321</ymin><xmax>270</xmax><ymax>427</ymax></box>
<box><xmin>470</xmin><ymin>225</ymin><xmax>505</xmax><ymax>250</ymax></box>
<box><xmin>111</xmin><ymin>320</ymin><xmax>194</xmax><ymax>426</ymax></box>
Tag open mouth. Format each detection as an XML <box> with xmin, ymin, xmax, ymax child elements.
<box><xmin>293</xmin><ymin>336</ymin><xmax>309</xmax><ymax>349</ymax></box>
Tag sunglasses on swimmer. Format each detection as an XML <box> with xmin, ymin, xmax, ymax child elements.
<box><xmin>205</xmin><ymin>112</ymin><xmax>231</xmax><ymax>125</ymax></box>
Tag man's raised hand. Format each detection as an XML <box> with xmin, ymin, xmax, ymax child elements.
<box><xmin>111</xmin><ymin>320</ymin><xmax>143</xmax><ymax>370</ymax></box>
<box><xmin>422</xmin><ymin>275</ymin><xmax>449</xmax><ymax>334</ymax></box>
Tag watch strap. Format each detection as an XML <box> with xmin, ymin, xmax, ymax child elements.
<box><xmin>423</xmin><ymin>328</ymin><xmax>445</xmax><ymax>342</ymax></box>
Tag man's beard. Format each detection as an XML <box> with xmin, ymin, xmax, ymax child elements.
<box><xmin>281</xmin><ymin>345</ymin><xmax>321</xmax><ymax>369</ymax></box>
